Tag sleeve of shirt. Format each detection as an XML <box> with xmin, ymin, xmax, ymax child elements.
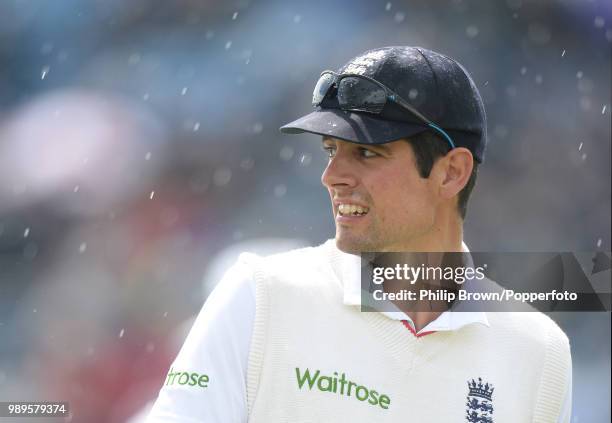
<box><xmin>557</xmin><ymin>363</ymin><xmax>573</xmax><ymax>423</ymax></box>
<box><xmin>145</xmin><ymin>259</ymin><xmax>256</xmax><ymax>423</ymax></box>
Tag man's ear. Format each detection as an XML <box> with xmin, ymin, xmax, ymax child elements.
<box><xmin>434</xmin><ymin>148</ymin><xmax>474</xmax><ymax>200</ymax></box>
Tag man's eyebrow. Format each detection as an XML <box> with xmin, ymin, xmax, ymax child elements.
<box><xmin>321</xmin><ymin>137</ymin><xmax>393</xmax><ymax>154</ymax></box>
<box><xmin>369</xmin><ymin>143</ymin><xmax>392</xmax><ymax>153</ymax></box>
<box><xmin>361</xmin><ymin>143</ymin><xmax>393</xmax><ymax>155</ymax></box>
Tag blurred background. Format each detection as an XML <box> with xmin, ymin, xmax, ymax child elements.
<box><xmin>0</xmin><ymin>0</ymin><xmax>610</xmax><ymax>421</ymax></box>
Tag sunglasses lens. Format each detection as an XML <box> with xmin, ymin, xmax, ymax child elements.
<box><xmin>337</xmin><ymin>77</ymin><xmax>386</xmax><ymax>113</ymax></box>
<box><xmin>312</xmin><ymin>73</ymin><xmax>336</xmax><ymax>106</ymax></box>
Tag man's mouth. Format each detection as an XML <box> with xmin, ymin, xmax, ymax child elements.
<box><xmin>337</xmin><ymin>203</ymin><xmax>370</xmax><ymax>217</ymax></box>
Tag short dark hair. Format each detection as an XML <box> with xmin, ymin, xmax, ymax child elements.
<box><xmin>405</xmin><ymin>131</ymin><xmax>479</xmax><ymax>219</ymax></box>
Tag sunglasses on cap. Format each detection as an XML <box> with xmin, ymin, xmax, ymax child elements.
<box><xmin>312</xmin><ymin>70</ymin><xmax>456</xmax><ymax>149</ymax></box>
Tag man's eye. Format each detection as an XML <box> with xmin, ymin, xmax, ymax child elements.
<box><xmin>359</xmin><ymin>148</ymin><xmax>378</xmax><ymax>158</ymax></box>
<box><xmin>322</xmin><ymin>146</ymin><xmax>336</xmax><ymax>158</ymax></box>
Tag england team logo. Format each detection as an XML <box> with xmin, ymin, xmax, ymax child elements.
<box><xmin>465</xmin><ymin>377</ymin><xmax>494</xmax><ymax>423</ymax></box>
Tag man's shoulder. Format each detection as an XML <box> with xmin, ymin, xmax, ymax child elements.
<box><xmin>237</xmin><ymin>239</ymin><xmax>335</xmax><ymax>276</ymax></box>
<box><xmin>236</xmin><ymin>239</ymin><xmax>342</xmax><ymax>299</ymax></box>
<box><xmin>486</xmin><ymin>311</ymin><xmax>570</xmax><ymax>353</ymax></box>
<box><xmin>467</xmin><ymin>277</ymin><xmax>570</xmax><ymax>350</ymax></box>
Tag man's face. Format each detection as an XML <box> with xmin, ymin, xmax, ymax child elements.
<box><xmin>321</xmin><ymin>137</ymin><xmax>439</xmax><ymax>253</ymax></box>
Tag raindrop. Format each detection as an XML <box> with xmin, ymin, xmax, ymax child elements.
<box><xmin>181</xmin><ymin>87</ymin><xmax>188</xmax><ymax>95</ymax></box>
<box><xmin>73</xmin><ymin>185</ymin><xmax>79</xmax><ymax>193</ymax></box>
<box><xmin>24</xmin><ymin>227</ymin><xmax>30</xmax><ymax>238</ymax></box>
<box><xmin>163</xmin><ymin>311</ymin><xmax>168</xmax><ymax>317</ymax></box>
<box><xmin>581</xmin><ymin>153</ymin><xmax>587</xmax><ymax>160</ymax></box>
<box><xmin>145</xmin><ymin>152</ymin><xmax>152</xmax><ymax>160</ymax></box>
<box><xmin>280</xmin><ymin>146</ymin><xmax>294</xmax><ymax>161</ymax></box>
<box><xmin>408</xmin><ymin>89</ymin><xmax>418</xmax><ymax>99</ymax></box>
<box><xmin>119</xmin><ymin>328</ymin><xmax>125</xmax><ymax>338</ymax></box>
<box><xmin>150</xmin><ymin>191</ymin><xmax>155</xmax><ymax>199</ymax></box>
<box><xmin>466</xmin><ymin>25</ymin><xmax>479</xmax><ymax>38</ymax></box>
<box><xmin>602</xmin><ymin>105</ymin><xmax>607</xmax><ymax>114</ymax></box>
<box><xmin>205</xmin><ymin>30</ymin><xmax>215</xmax><ymax>40</ymax></box>
<box><xmin>33</xmin><ymin>309</ymin><xmax>37</xmax><ymax>313</ymax></box>
<box><xmin>193</xmin><ymin>122</ymin><xmax>200</xmax><ymax>132</ymax></box>
<box><xmin>293</xmin><ymin>15</ymin><xmax>302</xmax><ymax>23</ymax></box>
<box><xmin>274</xmin><ymin>184</ymin><xmax>287</xmax><ymax>198</ymax></box>
<box><xmin>41</xmin><ymin>66</ymin><xmax>50</xmax><ymax>80</ymax></box>
<box><xmin>579</xmin><ymin>97</ymin><xmax>591</xmax><ymax>111</ymax></box>
<box><xmin>146</xmin><ymin>342</ymin><xmax>155</xmax><ymax>353</ymax></box>
<box><xmin>576</xmin><ymin>71</ymin><xmax>583</xmax><ymax>79</ymax></box>
<box><xmin>596</xmin><ymin>238</ymin><xmax>602</xmax><ymax>247</ymax></box>
<box><xmin>41</xmin><ymin>42</ymin><xmax>54</xmax><ymax>55</ymax></box>
<box><xmin>213</xmin><ymin>167</ymin><xmax>232</xmax><ymax>186</ymax></box>
<box><xmin>79</xmin><ymin>243</ymin><xmax>87</xmax><ymax>253</ymax></box>
<box><xmin>252</xmin><ymin>122</ymin><xmax>263</xmax><ymax>134</ymax></box>
<box><xmin>128</xmin><ymin>53</ymin><xmax>141</xmax><ymax>65</ymax></box>
<box><xmin>594</xmin><ymin>16</ymin><xmax>605</xmax><ymax>28</ymax></box>
<box><xmin>520</xmin><ymin>67</ymin><xmax>527</xmax><ymax>75</ymax></box>
<box><xmin>232</xmin><ymin>12</ymin><xmax>238</xmax><ymax>20</ymax></box>
<box><xmin>143</xmin><ymin>93</ymin><xmax>150</xmax><ymax>101</ymax></box>
<box><xmin>561</xmin><ymin>49</ymin><xmax>566</xmax><ymax>57</ymax></box>
<box><xmin>578</xmin><ymin>142</ymin><xmax>583</xmax><ymax>151</ymax></box>
<box><xmin>535</xmin><ymin>75</ymin><xmax>543</xmax><ymax>84</ymax></box>
<box><xmin>394</xmin><ymin>12</ymin><xmax>405</xmax><ymax>23</ymax></box>
<box><xmin>494</xmin><ymin>125</ymin><xmax>509</xmax><ymax>139</ymax></box>
<box><xmin>385</xmin><ymin>2</ymin><xmax>392</xmax><ymax>11</ymax></box>
<box><xmin>527</xmin><ymin>23</ymin><xmax>551</xmax><ymax>45</ymax></box>
<box><xmin>225</xmin><ymin>41</ymin><xmax>232</xmax><ymax>50</ymax></box>
<box><xmin>240</xmin><ymin>158</ymin><xmax>255</xmax><ymax>171</ymax></box>
<box><xmin>299</xmin><ymin>153</ymin><xmax>312</xmax><ymax>166</ymax></box>
<box><xmin>606</xmin><ymin>29</ymin><xmax>612</xmax><ymax>42</ymax></box>
<box><xmin>505</xmin><ymin>86</ymin><xmax>517</xmax><ymax>97</ymax></box>
<box><xmin>233</xmin><ymin>230</ymin><xmax>244</xmax><ymax>240</ymax></box>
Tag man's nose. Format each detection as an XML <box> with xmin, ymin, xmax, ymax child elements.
<box><xmin>321</xmin><ymin>154</ymin><xmax>358</xmax><ymax>190</ymax></box>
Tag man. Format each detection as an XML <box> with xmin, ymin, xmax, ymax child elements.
<box><xmin>146</xmin><ymin>46</ymin><xmax>571</xmax><ymax>422</ymax></box>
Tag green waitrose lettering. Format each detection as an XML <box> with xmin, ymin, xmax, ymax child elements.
<box><xmin>295</xmin><ymin>367</ymin><xmax>391</xmax><ymax>409</ymax></box>
<box><xmin>165</xmin><ymin>367</ymin><xmax>209</xmax><ymax>388</ymax></box>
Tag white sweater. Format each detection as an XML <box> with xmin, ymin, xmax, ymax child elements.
<box><xmin>246</xmin><ymin>241</ymin><xmax>572</xmax><ymax>422</ymax></box>
<box><xmin>146</xmin><ymin>240</ymin><xmax>571</xmax><ymax>422</ymax></box>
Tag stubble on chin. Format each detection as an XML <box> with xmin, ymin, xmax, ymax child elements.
<box><xmin>335</xmin><ymin>229</ymin><xmax>381</xmax><ymax>255</ymax></box>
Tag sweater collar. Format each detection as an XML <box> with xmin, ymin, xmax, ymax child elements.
<box><xmin>329</xmin><ymin>239</ymin><xmax>490</xmax><ymax>333</ymax></box>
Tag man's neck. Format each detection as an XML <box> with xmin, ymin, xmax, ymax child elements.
<box><xmin>385</xmin><ymin>220</ymin><xmax>465</xmax><ymax>332</ymax></box>
<box><xmin>388</xmin><ymin>211</ymin><xmax>464</xmax><ymax>253</ymax></box>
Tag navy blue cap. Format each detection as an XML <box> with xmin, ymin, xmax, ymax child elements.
<box><xmin>280</xmin><ymin>46</ymin><xmax>487</xmax><ymax>162</ymax></box>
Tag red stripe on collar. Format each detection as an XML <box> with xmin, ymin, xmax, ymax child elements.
<box><xmin>401</xmin><ymin>320</ymin><xmax>436</xmax><ymax>338</ymax></box>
